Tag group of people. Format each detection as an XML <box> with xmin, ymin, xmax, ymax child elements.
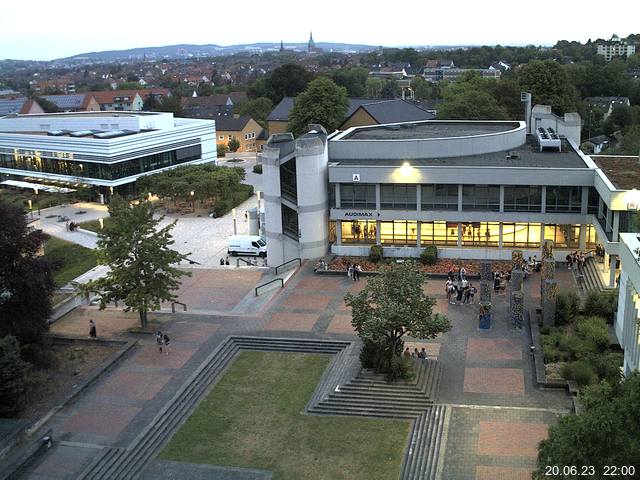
<box><xmin>566</xmin><ymin>251</ymin><xmax>588</xmax><ymax>271</ymax></box>
<box><xmin>403</xmin><ymin>347</ymin><xmax>429</xmax><ymax>360</ymax></box>
<box><xmin>219</xmin><ymin>257</ymin><xmax>231</xmax><ymax>265</ymax></box>
<box><xmin>350</xmin><ymin>222</ymin><xmax>376</xmax><ymax>240</ymax></box>
<box><xmin>347</xmin><ymin>263</ymin><xmax>363</xmax><ymax>281</ymax></box>
<box><xmin>156</xmin><ymin>331</ymin><xmax>171</xmax><ymax>355</ymax></box>
<box><xmin>445</xmin><ymin>267</ymin><xmax>477</xmax><ymax>305</ymax></box>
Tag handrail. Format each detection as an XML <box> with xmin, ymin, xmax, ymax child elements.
<box><xmin>274</xmin><ymin>257</ymin><xmax>301</xmax><ymax>275</ymax></box>
<box><xmin>171</xmin><ymin>301</ymin><xmax>187</xmax><ymax>313</ymax></box>
<box><xmin>236</xmin><ymin>257</ymin><xmax>255</xmax><ymax>267</ymax></box>
<box><xmin>255</xmin><ymin>278</ymin><xmax>283</xmax><ymax>296</ymax></box>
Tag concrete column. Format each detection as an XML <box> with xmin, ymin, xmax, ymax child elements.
<box><xmin>598</xmin><ymin>197</ymin><xmax>603</xmax><ymax>219</ymax></box>
<box><xmin>609</xmin><ymin>255</ymin><xmax>617</xmax><ymax>287</ymax></box>
<box><xmin>457</xmin><ymin>223</ymin><xmax>462</xmax><ymax>248</ymax></box>
<box><xmin>375</xmin><ymin>220</ymin><xmax>381</xmax><ymax>245</ymax></box>
<box><xmin>541</xmin><ymin>186</ymin><xmax>546</xmax><ymax>214</ymax></box>
<box><xmin>335</xmin><ymin>183</ymin><xmax>341</xmax><ymax>208</ymax></box>
<box><xmin>603</xmin><ymin>252</ymin><xmax>610</xmax><ymax>275</ymax></box>
<box><xmin>499</xmin><ymin>185</ymin><xmax>505</xmax><ymax>213</ymax></box>
<box><xmin>375</xmin><ymin>184</ymin><xmax>381</xmax><ymax>211</ymax></box>
<box><xmin>613</xmin><ymin>211</ymin><xmax>620</xmax><ymax>242</ymax></box>
<box><xmin>542</xmin><ymin>279</ymin><xmax>558</xmax><ymax>327</ymax></box>
<box><xmin>498</xmin><ymin>223</ymin><xmax>503</xmax><ymax>248</ymax></box>
<box><xmin>416</xmin><ymin>221</ymin><xmax>421</xmax><ymax>248</ymax></box>
<box><xmin>416</xmin><ymin>184</ymin><xmax>422</xmax><ymax>213</ymax></box>
<box><xmin>336</xmin><ymin>220</ymin><xmax>342</xmax><ymax>246</ymax></box>
<box><xmin>579</xmin><ymin>224</ymin><xmax>587</xmax><ymax>250</ymax></box>
<box><xmin>581</xmin><ymin>186</ymin><xmax>589</xmax><ymax>215</ymax></box>
<box><xmin>606</xmin><ymin>208</ymin><xmax>613</xmax><ymax>233</ymax></box>
<box><xmin>540</xmin><ymin>223</ymin><xmax>545</xmax><ymax>244</ymax></box>
<box><xmin>457</xmin><ymin>184</ymin><xmax>463</xmax><ymax>212</ymax></box>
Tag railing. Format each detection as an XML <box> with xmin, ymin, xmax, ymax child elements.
<box><xmin>255</xmin><ymin>278</ymin><xmax>284</xmax><ymax>296</ymax></box>
<box><xmin>275</xmin><ymin>257</ymin><xmax>301</xmax><ymax>275</ymax></box>
<box><xmin>171</xmin><ymin>301</ymin><xmax>187</xmax><ymax>313</ymax></box>
<box><xmin>236</xmin><ymin>258</ymin><xmax>255</xmax><ymax>267</ymax></box>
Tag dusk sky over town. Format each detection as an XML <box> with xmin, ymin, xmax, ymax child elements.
<box><xmin>1</xmin><ymin>0</ymin><xmax>639</xmax><ymax>60</ymax></box>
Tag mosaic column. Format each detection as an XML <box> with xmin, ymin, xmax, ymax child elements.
<box><xmin>479</xmin><ymin>260</ymin><xmax>492</xmax><ymax>330</ymax></box>
<box><xmin>511</xmin><ymin>249</ymin><xmax>524</xmax><ymax>272</ymax></box>
<box><xmin>541</xmin><ymin>258</ymin><xmax>556</xmax><ymax>298</ymax></box>
<box><xmin>511</xmin><ymin>290</ymin><xmax>524</xmax><ymax>328</ymax></box>
<box><xmin>542</xmin><ymin>279</ymin><xmax>558</xmax><ymax>327</ymax></box>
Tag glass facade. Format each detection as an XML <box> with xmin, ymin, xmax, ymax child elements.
<box><xmin>380</xmin><ymin>184</ymin><xmax>417</xmax><ymax>210</ymax></box>
<box><xmin>0</xmin><ymin>146</ymin><xmax>202</xmax><ymax>181</ymax></box>
<box><xmin>341</xmin><ymin>220</ymin><xmax>376</xmax><ymax>244</ymax></box>
<box><xmin>279</xmin><ymin>159</ymin><xmax>297</xmax><ymax>202</ymax></box>
<box><xmin>380</xmin><ymin>221</ymin><xmax>418</xmax><ymax>245</ymax></box>
<box><xmin>420</xmin><ymin>221</ymin><xmax>459</xmax><ymax>246</ymax></box>
<box><xmin>502</xmin><ymin>223</ymin><xmax>542</xmax><ymax>248</ymax></box>
<box><xmin>588</xmin><ymin>187</ymin><xmax>600</xmax><ymax>214</ymax></box>
<box><xmin>460</xmin><ymin>222</ymin><xmax>500</xmax><ymax>246</ymax></box>
<box><xmin>545</xmin><ymin>186</ymin><xmax>582</xmax><ymax>213</ymax></box>
<box><xmin>340</xmin><ymin>184</ymin><xmax>376</xmax><ymax>209</ymax></box>
<box><xmin>462</xmin><ymin>185</ymin><xmax>500</xmax><ymax>211</ymax></box>
<box><xmin>281</xmin><ymin>204</ymin><xmax>298</xmax><ymax>239</ymax></box>
<box><xmin>503</xmin><ymin>186</ymin><xmax>542</xmax><ymax>212</ymax></box>
<box><xmin>544</xmin><ymin>224</ymin><xmax>580</xmax><ymax>249</ymax></box>
<box><xmin>422</xmin><ymin>184</ymin><xmax>458</xmax><ymax>211</ymax></box>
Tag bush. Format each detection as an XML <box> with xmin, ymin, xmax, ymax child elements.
<box><xmin>556</xmin><ymin>290</ymin><xmax>580</xmax><ymax>325</ymax></box>
<box><xmin>217</xmin><ymin>144</ymin><xmax>229</xmax><ymax>157</ymax></box>
<box><xmin>253</xmin><ymin>164</ymin><xmax>263</xmax><ymax>174</ymax></box>
<box><xmin>583</xmin><ymin>290</ymin><xmax>617</xmax><ymax>321</ymax></box>
<box><xmin>560</xmin><ymin>361</ymin><xmax>597</xmax><ymax>386</ymax></box>
<box><xmin>420</xmin><ymin>245</ymin><xmax>438</xmax><ymax>265</ymax></box>
<box><xmin>0</xmin><ymin>336</ymin><xmax>30</xmax><ymax>417</ymax></box>
<box><xmin>575</xmin><ymin>316</ymin><xmax>609</xmax><ymax>351</ymax></box>
<box><xmin>589</xmin><ymin>351</ymin><xmax>623</xmax><ymax>383</ymax></box>
<box><xmin>387</xmin><ymin>355</ymin><xmax>414</xmax><ymax>382</ymax></box>
<box><xmin>369</xmin><ymin>245</ymin><xmax>383</xmax><ymax>263</ymax></box>
<box><xmin>20</xmin><ymin>342</ymin><xmax>57</xmax><ymax>370</ymax></box>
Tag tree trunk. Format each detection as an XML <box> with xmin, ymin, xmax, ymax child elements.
<box><xmin>139</xmin><ymin>309</ymin><xmax>147</xmax><ymax>329</ymax></box>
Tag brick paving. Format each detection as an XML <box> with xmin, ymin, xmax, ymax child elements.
<box><xmin>463</xmin><ymin>368</ymin><xmax>525</xmax><ymax>396</ymax></box>
<box><xmin>20</xmin><ymin>264</ymin><xmax>576</xmax><ymax>480</ymax></box>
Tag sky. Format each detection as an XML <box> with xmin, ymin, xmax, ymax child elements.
<box><xmin>1</xmin><ymin>0</ymin><xmax>639</xmax><ymax>61</ymax></box>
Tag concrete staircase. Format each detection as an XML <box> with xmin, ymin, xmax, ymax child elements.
<box><xmin>580</xmin><ymin>257</ymin><xmax>616</xmax><ymax>293</ymax></box>
<box><xmin>76</xmin><ymin>336</ymin><xmax>448</xmax><ymax>480</ymax></box>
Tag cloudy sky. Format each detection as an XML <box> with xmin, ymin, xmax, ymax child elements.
<box><xmin>1</xmin><ymin>0</ymin><xmax>638</xmax><ymax>60</ymax></box>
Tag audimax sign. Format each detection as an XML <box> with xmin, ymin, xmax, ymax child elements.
<box><xmin>343</xmin><ymin>211</ymin><xmax>380</xmax><ymax>219</ymax></box>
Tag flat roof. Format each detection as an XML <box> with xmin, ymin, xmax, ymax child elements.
<box><xmin>592</xmin><ymin>155</ymin><xmax>640</xmax><ymax>190</ymax></box>
<box><xmin>330</xmin><ymin>136</ymin><xmax>588</xmax><ymax>169</ymax></box>
<box><xmin>5</xmin><ymin>111</ymin><xmax>161</xmax><ymax>119</ymax></box>
<box><xmin>340</xmin><ymin>121</ymin><xmax>521</xmax><ymax>140</ymax></box>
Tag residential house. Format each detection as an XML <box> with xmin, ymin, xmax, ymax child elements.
<box><xmin>597</xmin><ymin>35</ymin><xmax>636</xmax><ymax>61</ymax></box>
<box><xmin>36</xmin><ymin>93</ymin><xmax>100</xmax><ymax>112</ymax></box>
<box><xmin>86</xmin><ymin>90</ymin><xmax>144</xmax><ymax>111</ymax></box>
<box><xmin>422</xmin><ymin>67</ymin><xmax>500</xmax><ymax>83</ymax></box>
<box><xmin>0</xmin><ymin>96</ymin><xmax>43</xmax><ymax>116</ymax></box>
<box><xmin>585</xmin><ymin>96</ymin><xmax>631</xmax><ymax>119</ymax></box>
<box><xmin>582</xmin><ymin>135</ymin><xmax>611</xmax><ymax>154</ymax></box>
<box><xmin>216</xmin><ymin>115</ymin><xmax>263</xmax><ymax>152</ymax></box>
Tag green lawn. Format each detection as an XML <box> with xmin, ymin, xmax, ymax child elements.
<box><xmin>43</xmin><ymin>237</ymin><xmax>98</xmax><ymax>286</ymax></box>
<box><xmin>77</xmin><ymin>217</ymin><xmax>112</xmax><ymax>233</ymax></box>
<box><xmin>160</xmin><ymin>351</ymin><xmax>410</xmax><ymax>480</ymax></box>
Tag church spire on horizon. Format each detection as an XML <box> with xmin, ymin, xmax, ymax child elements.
<box><xmin>308</xmin><ymin>31</ymin><xmax>316</xmax><ymax>54</ymax></box>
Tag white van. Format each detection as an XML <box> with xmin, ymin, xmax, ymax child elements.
<box><xmin>227</xmin><ymin>235</ymin><xmax>267</xmax><ymax>257</ymax></box>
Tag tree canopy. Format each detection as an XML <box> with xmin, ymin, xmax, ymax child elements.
<box><xmin>535</xmin><ymin>372</ymin><xmax>640</xmax><ymax>477</ymax></box>
<box><xmin>288</xmin><ymin>77</ymin><xmax>349</xmax><ymax>136</ymax></box>
<box><xmin>344</xmin><ymin>261</ymin><xmax>451</xmax><ymax>374</ymax></box>
<box><xmin>248</xmin><ymin>63</ymin><xmax>314</xmax><ymax>104</ymax></box>
<box><xmin>234</xmin><ymin>96</ymin><xmax>273</xmax><ymax>127</ymax></box>
<box><xmin>518</xmin><ymin>60</ymin><xmax>579</xmax><ymax>115</ymax></box>
<box><xmin>438</xmin><ymin>73</ymin><xmax>510</xmax><ymax>120</ymax></box>
<box><xmin>0</xmin><ymin>201</ymin><xmax>54</xmax><ymax>344</ymax></box>
<box><xmin>84</xmin><ymin>197</ymin><xmax>190</xmax><ymax>328</ymax></box>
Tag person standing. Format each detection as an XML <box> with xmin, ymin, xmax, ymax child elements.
<box><xmin>89</xmin><ymin>320</ymin><xmax>97</xmax><ymax>339</ymax></box>
<box><xmin>162</xmin><ymin>333</ymin><xmax>170</xmax><ymax>356</ymax></box>
<box><xmin>347</xmin><ymin>263</ymin><xmax>354</xmax><ymax>280</ymax></box>
<box><xmin>354</xmin><ymin>264</ymin><xmax>361</xmax><ymax>282</ymax></box>
<box><xmin>156</xmin><ymin>331</ymin><xmax>163</xmax><ymax>354</ymax></box>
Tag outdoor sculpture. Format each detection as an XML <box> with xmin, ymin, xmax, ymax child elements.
<box><xmin>479</xmin><ymin>260</ymin><xmax>492</xmax><ymax>330</ymax></box>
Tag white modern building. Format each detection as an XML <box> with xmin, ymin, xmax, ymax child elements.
<box><xmin>597</xmin><ymin>35</ymin><xmax>636</xmax><ymax>61</ymax></box>
<box><xmin>615</xmin><ymin>233</ymin><xmax>640</xmax><ymax>375</ymax></box>
<box><xmin>0</xmin><ymin>111</ymin><xmax>216</xmax><ymax>195</ymax></box>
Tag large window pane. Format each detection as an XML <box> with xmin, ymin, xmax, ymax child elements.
<box><xmin>420</xmin><ymin>221</ymin><xmax>458</xmax><ymax>246</ymax></box>
<box><xmin>546</xmin><ymin>186</ymin><xmax>581</xmax><ymax>213</ymax></box>
<box><xmin>421</xmin><ymin>184</ymin><xmax>458</xmax><ymax>211</ymax></box>
<box><xmin>502</xmin><ymin>223</ymin><xmax>541</xmax><ymax>248</ymax></box>
<box><xmin>380</xmin><ymin>221</ymin><xmax>417</xmax><ymax>245</ymax></box>
<box><xmin>380</xmin><ymin>184</ymin><xmax>416</xmax><ymax>210</ymax></box>
<box><xmin>460</xmin><ymin>222</ymin><xmax>499</xmax><ymax>246</ymax></box>
<box><xmin>504</xmin><ymin>186</ymin><xmax>542</xmax><ymax>212</ymax></box>
<box><xmin>544</xmin><ymin>224</ymin><xmax>579</xmax><ymax>249</ymax></box>
<box><xmin>462</xmin><ymin>185</ymin><xmax>500</xmax><ymax>211</ymax></box>
<box><xmin>341</xmin><ymin>220</ymin><xmax>376</xmax><ymax>244</ymax></box>
<box><xmin>340</xmin><ymin>184</ymin><xmax>376</xmax><ymax>209</ymax></box>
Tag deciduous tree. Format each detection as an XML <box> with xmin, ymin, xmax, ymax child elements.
<box><xmin>0</xmin><ymin>336</ymin><xmax>30</xmax><ymax>417</ymax></box>
<box><xmin>288</xmin><ymin>77</ymin><xmax>349</xmax><ymax>136</ymax></box>
<box><xmin>0</xmin><ymin>202</ymin><xmax>54</xmax><ymax>344</ymax></box>
<box><xmin>83</xmin><ymin>197</ymin><xmax>190</xmax><ymax>328</ymax></box>
<box><xmin>344</xmin><ymin>261</ymin><xmax>450</xmax><ymax>375</ymax></box>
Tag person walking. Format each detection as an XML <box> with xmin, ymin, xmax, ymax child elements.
<box><xmin>420</xmin><ymin>347</ymin><xmax>428</xmax><ymax>360</ymax></box>
<box><xmin>162</xmin><ymin>333</ymin><xmax>170</xmax><ymax>356</ymax></box>
<box><xmin>347</xmin><ymin>263</ymin><xmax>354</xmax><ymax>280</ymax></box>
<box><xmin>89</xmin><ymin>319</ymin><xmax>97</xmax><ymax>339</ymax></box>
<box><xmin>354</xmin><ymin>264</ymin><xmax>361</xmax><ymax>282</ymax></box>
<box><xmin>156</xmin><ymin>331</ymin><xmax>163</xmax><ymax>354</ymax></box>
<box><xmin>469</xmin><ymin>284</ymin><xmax>477</xmax><ymax>303</ymax></box>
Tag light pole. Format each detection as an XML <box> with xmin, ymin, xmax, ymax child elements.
<box><xmin>28</xmin><ymin>199</ymin><xmax>33</xmax><ymax>219</ymax></box>
<box><xmin>99</xmin><ymin>217</ymin><xmax>104</xmax><ymax>230</ymax></box>
<box><xmin>232</xmin><ymin>208</ymin><xmax>237</xmax><ymax>235</ymax></box>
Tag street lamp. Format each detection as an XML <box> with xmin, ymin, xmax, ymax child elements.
<box><xmin>99</xmin><ymin>218</ymin><xmax>104</xmax><ymax>230</ymax></box>
<box><xmin>27</xmin><ymin>199</ymin><xmax>33</xmax><ymax>218</ymax></box>
<box><xmin>232</xmin><ymin>208</ymin><xmax>237</xmax><ymax>235</ymax></box>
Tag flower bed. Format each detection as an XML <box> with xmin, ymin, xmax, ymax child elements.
<box><xmin>328</xmin><ymin>256</ymin><xmax>511</xmax><ymax>275</ymax></box>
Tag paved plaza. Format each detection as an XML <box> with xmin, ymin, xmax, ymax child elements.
<box><xmin>21</xmin><ymin>262</ymin><xmax>575</xmax><ymax>480</ymax></box>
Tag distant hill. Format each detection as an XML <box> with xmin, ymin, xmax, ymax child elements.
<box><xmin>58</xmin><ymin>42</ymin><xmax>379</xmax><ymax>62</ymax></box>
